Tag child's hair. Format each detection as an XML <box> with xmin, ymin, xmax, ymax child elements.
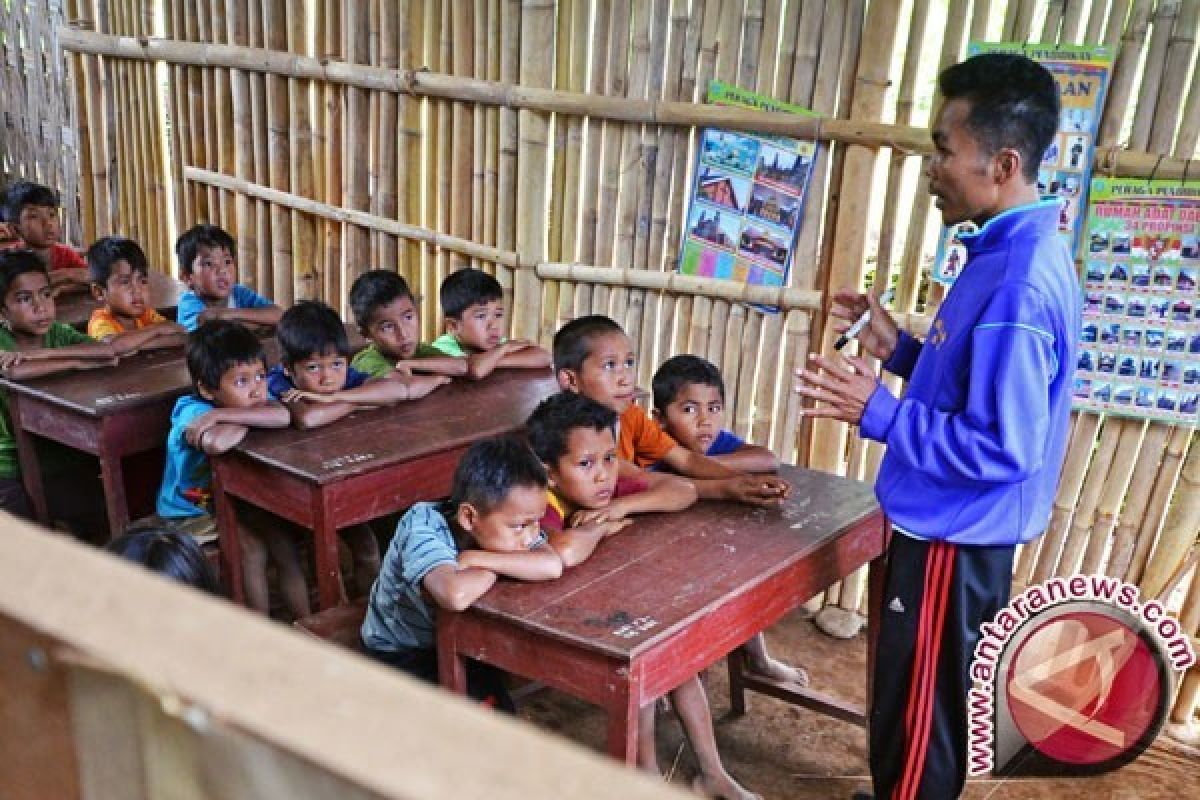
<box><xmin>440</xmin><ymin>267</ymin><xmax>503</xmax><ymax>319</ymax></box>
<box><xmin>0</xmin><ymin>248</ymin><xmax>49</xmax><ymax>299</ymax></box>
<box><xmin>277</xmin><ymin>300</ymin><xmax>351</xmax><ymax>366</ymax></box>
<box><xmin>937</xmin><ymin>54</ymin><xmax>1060</xmax><ymax>182</ymax></box>
<box><xmin>348</xmin><ymin>269</ymin><xmax>415</xmax><ymax>329</ymax></box>
<box><xmin>106</xmin><ymin>527</ymin><xmax>219</xmax><ymax>594</ymax></box>
<box><xmin>447</xmin><ymin>436</ymin><xmax>548</xmax><ymax>516</ymax></box>
<box><xmin>185</xmin><ymin>319</ymin><xmax>264</xmax><ymax>393</ymax></box>
<box><xmin>552</xmin><ymin>314</ymin><xmax>624</xmax><ymax>373</ymax></box>
<box><xmin>1</xmin><ymin>181</ymin><xmax>60</xmax><ymax>224</ymax></box>
<box><xmin>175</xmin><ymin>223</ymin><xmax>236</xmax><ymax>277</ymax></box>
<box><xmin>652</xmin><ymin>354</ymin><xmax>725</xmax><ymax>411</ymax></box>
<box><xmin>526</xmin><ymin>391</ymin><xmax>618</xmax><ymax>465</ymax></box>
<box><xmin>86</xmin><ymin>236</ymin><xmax>150</xmax><ymax>287</ymax></box>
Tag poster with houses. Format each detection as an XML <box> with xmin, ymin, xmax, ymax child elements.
<box><xmin>1073</xmin><ymin>178</ymin><xmax>1200</xmax><ymax>425</ymax></box>
<box><xmin>678</xmin><ymin>81</ymin><xmax>818</xmax><ymax>305</ymax></box>
<box><xmin>932</xmin><ymin>42</ymin><xmax>1112</xmax><ymax>285</ymax></box>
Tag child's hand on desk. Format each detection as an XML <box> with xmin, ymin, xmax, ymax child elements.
<box><xmin>403</xmin><ymin>373</ymin><xmax>451</xmax><ymax>400</ymax></box>
<box><xmin>281</xmin><ymin>388</ymin><xmax>339</xmax><ymax>404</ymax></box>
<box><xmin>184</xmin><ymin>411</ymin><xmax>222</xmax><ymax>447</ymax></box>
<box><xmin>720</xmin><ymin>474</ymin><xmax>791</xmax><ymax>507</ymax></box>
<box><xmin>569</xmin><ymin>501</ymin><xmax>635</xmax><ymax>527</ymax></box>
<box><xmin>455</xmin><ymin>550</ymin><xmax>499</xmax><ymax>573</ymax></box>
<box><xmin>391</xmin><ymin>361</ymin><xmax>414</xmax><ymax>377</ymax></box>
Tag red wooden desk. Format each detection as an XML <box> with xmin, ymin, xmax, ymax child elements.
<box><xmin>55</xmin><ymin>271</ymin><xmax>186</xmax><ymax>329</ymax></box>
<box><xmin>436</xmin><ymin>464</ymin><xmax>888</xmax><ymax>764</ymax></box>
<box><xmin>0</xmin><ymin>347</ymin><xmax>191</xmax><ymax>536</ymax></box>
<box><xmin>211</xmin><ymin>369</ymin><xmax>560</xmax><ymax>609</ymax></box>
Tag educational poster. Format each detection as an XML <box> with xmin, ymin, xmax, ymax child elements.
<box><xmin>1073</xmin><ymin>178</ymin><xmax>1200</xmax><ymax>426</ymax></box>
<box><xmin>932</xmin><ymin>43</ymin><xmax>1112</xmax><ymax>285</ymax></box>
<box><xmin>678</xmin><ymin>80</ymin><xmax>818</xmax><ymax>303</ymax></box>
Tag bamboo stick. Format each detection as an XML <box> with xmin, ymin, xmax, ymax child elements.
<box><xmin>1081</xmin><ymin>419</ymin><xmax>1145</xmax><ymax>574</ymax></box>
<box><xmin>472</xmin><ymin>0</ymin><xmax>488</xmax><ymax>268</ymax></box>
<box><xmin>1030</xmin><ymin>413</ymin><xmax>1102</xmax><ymax>585</ymax></box>
<box><xmin>262</xmin><ymin>0</ymin><xmax>291</xmax><ymax>304</ymax></box>
<box><xmin>1149</xmin><ymin>0</ymin><xmax>1198</xmax><ymax>155</ymax></box>
<box><xmin>1098</xmin><ymin>0</ymin><xmax>1153</xmax><ymax>146</ymax></box>
<box><xmin>1042</xmin><ymin>0</ymin><xmax>1067</xmax><ymax>40</ymax></box>
<box><xmin>403</xmin><ymin>0</ymin><xmax>426</xmax><ymax>287</ymax></box>
<box><xmin>592</xmin><ymin>0</ymin><xmax>632</xmax><ymax>317</ymax></box>
<box><xmin>482</xmin><ymin>0</ymin><xmax>499</xmax><ymax>266</ymax></box>
<box><xmin>247</xmin><ymin>0</ymin><xmax>270</xmax><ymax>292</ymax></box>
<box><xmin>1174</xmin><ymin>27</ymin><xmax>1200</xmax><ymax>156</ymax></box>
<box><xmin>375</xmin><ymin>0</ymin><xmax>400</xmax><ymax>281</ymax></box>
<box><xmin>1129</xmin><ymin>0</ymin><xmax>1179</xmax><ymax>151</ymax></box>
<box><xmin>494</xmin><ymin>0</ymin><xmax>520</xmax><ymax>328</ymax></box>
<box><xmin>343</xmin><ymin>0</ymin><xmax>370</xmax><ymax>286</ymax></box>
<box><xmin>434</xmin><ymin>0</ymin><xmax>453</xmax><ymax>306</ymax></box>
<box><xmin>1109</xmin><ymin>424</ymin><xmax>1172</xmax><ymax>581</ymax></box>
<box><xmin>1056</xmin><ymin>419</ymin><xmax>1122</xmax><ymax>577</ymax></box>
<box><xmin>553</xmin><ymin>0</ymin><xmax>586</xmax><ymax>335</ymax></box>
<box><xmin>1141</xmin><ymin>444</ymin><xmax>1200</xmax><ymax>599</ymax></box>
<box><xmin>1128</xmin><ymin>426</ymin><xmax>1192</xmax><ymax>585</ymax></box>
<box><xmin>65</xmin><ymin>0</ymin><xmax>96</xmax><ymax>245</ymax></box>
<box><xmin>209</xmin><ymin>0</ymin><xmax>233</xmax><ymax>235</ymax></box>
<box><xmin>290</xmin><ymin>0</ymin><xmax>317</xmax><ymax>300</ymax></box>
<box><xmin>450</xmin><ymin>0</ymin><xmax>474</xmax><ymax>274</ymax></box>
<box><xmin>1060</xmin><ymin>0</ymin><xmax>1087</xmax><ymax>42</ymax></box>
<box><xmin>541</xmin><ymin>0</ymin><xmax>570</xmax><ymax>343</ymax></box>
<box><xmin>196</xmin><ymin>0</ymin><xmax>219</xmax><ymax>218</ymax></box>
<box><xmin>574</xmin><ymin>0</ymin><xmax>610</xmax><ymax>318</ymax></box>
<box><xmin>321</xmin><ymin>0</ymin><xmax>343</xmax><ymax>304</ymax></box>
<box><xmin>1084</xmin><ymin>0</ymin><xmax>1120</xmax><ymax>44</ymax></box>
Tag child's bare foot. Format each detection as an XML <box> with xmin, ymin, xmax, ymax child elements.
<box><xmin>747</xmin><ymin>654</ymin><xmax>809</xmax><ymax>687</ymax></box>
<box><xmin>692</xmin><ymin>772</ymin><xmax>761</xmax><ymax>800</ymax></box>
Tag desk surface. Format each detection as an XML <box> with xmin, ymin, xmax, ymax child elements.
<box><xmin>56</xmin><ymin>271</ymin><xmax>186</xmax><ymax>328</ymax></box>
<box><xmin>471</xmin><ymin>464</ymin><xmax>879</xmax><ymax>660</ymax></box>
<box><xmin>231</xmin><ymin>369</ymin><xmax>561</xmax><ymax>485</ymax></box>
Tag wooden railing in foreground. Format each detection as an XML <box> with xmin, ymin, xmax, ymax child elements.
<box><xmin>0</xmin><ymin>516</ymin><xmax>687</xmax><ymax>800</ymax></box>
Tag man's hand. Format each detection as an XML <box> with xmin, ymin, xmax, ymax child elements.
<box><xmin>829</xmin><ymin>288</ymin><xmax>899</xmax><ymax>362</ymax></box>
<box><xmin>720</xmin><ymin>474</ymin><xmax>791</xmax><ymax>506</ymax></box>
<box><xmin>795</xmin><ymin>353</ymin><xmax>879</xmax><ymax>425</ymax></box>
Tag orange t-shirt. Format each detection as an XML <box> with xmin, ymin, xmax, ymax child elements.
<box><xmin>87</xmin><ymin>307</ymin><xmax>168</xmax><ymax>339</ymax></box>
<box><xmin>617</xmin><ymin>404</ymin><xmax>678</xmax><ymax>468</ymax></box>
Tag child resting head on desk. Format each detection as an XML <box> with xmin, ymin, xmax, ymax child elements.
<box><xmin>174</xmin><ymin>224</ymin><xmax>282</xmax><ymax>332</ymax></box>
<box><xmin>525</xmin><ymin>389</ymin><xmax>759</xmax><ymax>800</ymax></box>
<box><xmin>553</xmin><ymin>314</ymin><xmax>789</xmax><ymax>508</ymax></box>
<box><xmin>155</xmin><ymin>319</ymin><xmax>308</xmax><ymax>619</ymax></box>
<box><xmin>360</xmin><ymin>436</ymin><xmax>562</xmax><ymax>712</ymax></box>
<box><xmin>348</xmin><ymin>269</ymin><xmax>471</xmax><ymax>380</ymax></box>
<box><xmin>652</xmin><ymin>354</ymin><xmax>809</xmax><ymax>690</ymax></box>
<box><xmin>0</xmin><ymin>180</ymin><xmax>89</xmax><ymax>291</ymax></box>
<box><xmin>86</xmin><ymin>235</ymin><xmax>186</xmax><ymax>351</ymax></box>
<box><xmin>429</xmin><ymin>267</ymin><xmax>551</xmax><ymax>380</ymax></box>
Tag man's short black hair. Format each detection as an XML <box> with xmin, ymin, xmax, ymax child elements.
<box><xmin>526</xmin><ymin>391</ymin><xmax>618</xmax><ymax>466</ymax></box>
<box><xmin>1</xmin><ymin>181</ymin><xmax>60</xmax><ymax>224</ymax></box>
<box><xmin>0</xmin><ymin>249</ymin><xmax>49</xmax><ymax>300</ymax></box>
<box><xmin>87</xmin><ymin>236</ymin><xmax>150</xmax><ymax>287</ymax></box>
<box><xmin>186</xmin><ymin>319</ymin><xmax>264</xmax><ymax>394</ymax></box>
<box><xmin>277</xmin><ymin>300</ymin><xmax>351</xmax><ymax>365</ymax></box>
<box><xmin>175</xmin><ymin>223</ymin><xmax>236</xmax><ymax>277</ymax></box>
<box><xmin>652</xmin><ymin>354</ymin><xmax>725</xmax><ymax>410</ymax></box>
<box><xmin>552</xmin><ymin>314</ymin><xmax>625</xmax><ymax>373</ymax></box>
<box><xmin>937</xmin><ymin>53</ymin><xmax>1060</xmax><ymax>182</ymax></box>
<box><xmin>348</xmin><ymin>269</ymin><xmax>415</xmax><ymax>329</ymax></box>
<box><xmin>447</xmin><ymin>435</ymin><xmax>548</xmax><ymax>516</ymax></box>
<box><xmin>439</xmin><ymin>267</ymin><xmax>503</xmax><ymax>319</ymax></box>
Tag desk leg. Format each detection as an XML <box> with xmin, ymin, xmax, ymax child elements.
<box><xmin>436</xmin><ymin>615</ymin><xmax>468</xmax><ymax>695</ymax></box>
<box><xmin>865</xmin><ymin>523</ymin><xmax>890</xmax><ymax>717</ymax></box>
<box><xmin>96</xmin><ymin>423</ymin><xmax>129</xmax><ymax>538</ymax></box>
<box><xmin>605</xmin><ymin>673</ymin><xmax>640</xmax><ymax>765</ymax></box>
<box><xmin>310</xmin><ymin>490</ymin><xmax>345</xmax><ymax>610</ymax></box>
<box><xmin>9</xmin><ymin>397</ymin><xmax>49</xmax><ymax>524</ymax></box>
<box><xmin>726</xmin><ymin>645</ymin><xmax>748</xmax><ymax>716</ymax></box>
<box><xmin>212</xmin><ymin>467</ymin><xmax>245</xmax><ymax>605</ymax></box>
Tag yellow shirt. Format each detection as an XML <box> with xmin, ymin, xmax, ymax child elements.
<box><xmin>87</xmin><ymin>307</ymin><xmax>168</xmax><ymax>340</ymax></box>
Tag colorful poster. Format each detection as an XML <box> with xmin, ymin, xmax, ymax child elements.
<box><xmin>1073</xmin><ymin>178</ymin><xmax>1200</xmax><ymax>426</ymax></box>
<box><xmin>932</xmin><ymin>42</ymin><xmax>1112</xmax><ymax>285</ymax></box>
<box><xmin>678</xmin><ymin>81</ymin><xmax>818</xmax><ymax>306</ymax></box>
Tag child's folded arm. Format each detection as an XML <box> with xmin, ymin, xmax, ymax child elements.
<box><xmin>711</xmin><ymin>443</ymin><xmax>780</xmax><ymax>473</ymax></box>
<box><xmin>549</xmin><ymin>518</ymin><xmax>631</xmax><ymax>567</ymax></box>
<box><xmin>2</xmin><ymin>355</ymin><xmax>115</xmax><ymax>379</ymax></box>
<box><xmin>395</xmin><ymin>355</ymin><xmax>468</xmax><ymax>377</ymax></box>
<box><xmin>497</xmin><ymin>341</ymin><xmax>551</xmax><ymax>369</ymax></box>
<box><xmin>464</xmin><ymin>346</ymin><xmax>508</xmax><ymax>380</ymax></box>
<box><xmin>107</xmin><ymin>324</ymin><xmax>186</xmax><ymax>355</ymax></box>
<box><xmin>421</xmin><ymin>562</ymin><xmax>498</xmax><ymax>612</ymax></box>
<box><xmin>661</xmin><ymin>444</ymin><xmax>740</xmax><ymax>479</ymax></box>
<box><xmin>283</xmin><ymin>398</ymin><xmax>356</xmax><ymax>430</ymax></box>
<box><xmin>332</xmin><ymin>378</ymin><xmax>412</xmax><ymax>406</ymax></box>
<box><xmin>610</xmin><ymin>471</ymin><xmax>697</xmax><ymax>516</ymax></box>
<box><xmin>458</xmin><ymin>546</ymin><xmax>563</xmax><ymax>581</ymax></box>
<box><xmin>693</xmin><ymin>474</ymin><xmax>791</xmax><ymax>507</ymax></box>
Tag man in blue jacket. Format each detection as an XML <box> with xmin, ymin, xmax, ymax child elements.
<box><xmin>797</xmin><ymin>54</ymin><xmax>1080</xmax><ymax>799</ymax></box>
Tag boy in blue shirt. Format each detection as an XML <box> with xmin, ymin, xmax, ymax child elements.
<box><xmin>174</xmin><ymin>224</ymin><xmax>282</xmax><ymax>332</ymax></box>
<box><xmin>156</xmin><ymin>320</ymin><xmax>307</xmax><ymax>617</ymax></box>
<box><xmin>361</xmin><ymin>436</ymin><xmax>562</xmax><ymax>711</ymax></box>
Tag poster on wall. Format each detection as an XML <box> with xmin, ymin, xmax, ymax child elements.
<box><xmin>1073</xmin><ymin>177</ymin><xmax>1200</xmax><ymax>426</ymax></box>
<box><xmin>677</xmin><ymin>80</ymin><xmax>818</xmax><ymax>305</ymax></box>
<box><xmin>932</xmin><ymin>42</ymin><xmax>1112</xmax><ymax>285</ymax></box>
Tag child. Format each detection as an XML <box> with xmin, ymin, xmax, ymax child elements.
<box><xmin>156</xmin><ymin>319</ymin><xmax>308</xmax><ymax>617</ymax></box>
<box><xmin>106</xmin><ymin>526</ymin><xmax>220</xmax><ymax>594</ymax></box>
<box><xmin>652</xmin><ymin>354</ymin><xmax>809</xmax><ymax>688</ymax></box>
<box><xmin>553</xmin><ymin>315</ymin><xmax>788</xmax><ymax>506</ymax></box>
<box><xmin>361</xmin><ymin>436</ymin><xmax>562</xmax><ymax>710</ymax></box>
<box><xmin>0</xmin><ymin>181</ymin><xmax>89</xmax><ymax>289</ymax></box>
<box><xmin>86</xmin><ymin>236</ymin><xmax>186</xmax><ymax>350</ymax></box>
<box><xmin>431</xmin><ymin>267</ymin><xmax>551</xmax><ymax>379</ymax></box>
<box><xmin>525</xmin><ymin>390</ymin><xmax>756</xmax><ymax>800</ymax></box>
<box><xmin>348</xmin><ymin>269</ymin><xmax>470</xmax><ymax>379</ymax></box>
<box><xmin>174</xmin><ymin>224</ymin><xmax>282</xmax><ymax>332</ymax></box>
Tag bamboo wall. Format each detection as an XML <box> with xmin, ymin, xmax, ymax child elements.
<box><xmin>3</xmin><ymin>0</ymin><xmax>1198</xmax><ymax>732</ymax></box>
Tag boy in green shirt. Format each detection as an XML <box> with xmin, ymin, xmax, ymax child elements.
<box><xmin>348</xmin><ymin>270</ymin><xmax>468</xmax><ymax>380</ymax></box>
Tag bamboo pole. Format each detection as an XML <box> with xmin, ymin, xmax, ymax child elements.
<box><xmin>542</xmin><ymin>0</ymin><xmax>572</xmax><ymax>344</ymax></box>
<box><xmin>1175</xmin><ymin>27</ymin><xmax>1200</xmax><ymax>156</ymax></box>
<box><xmin>262</xmin><ymin>0</ymin><xmax>291</xmax><ymax>304</ymax></box>
<box><xmin>1108</xmin><ymin>424</ymin><xmax>1172</xmax><ymax>581</ymax></box>
<box><xmin>290</xmin><ymin>0</ymin><xmax>317</xmax><ymax>299</ymax></box>
<box><xmin>402</xmin><ymin>0</ymin><xmax>425</xmax><ymax>286</ymax></box>
<box><xmin>1056</xmin><ymin>419</ymin><xmax>1123</xmax><ymax>577</ymax></box>
<box><xmin>1042</xmin><ymin>0</ymin><xmax>1067</xmax><ymax>40</ymax></box>
<box><xmin>1141</xmin><ymin>444</ymin><xmax>1200</xmax><ymax>600</ymax></box>
<box><xmin>591</xmin><ymin>0</ymin><xmax>632</xmax><ymax>318</ymax></box>
<box><xmin>450</xmin><ymin>0</ymin><xmax>474</xmax><ymax>274</ymax></box>
<box><xmin>574</xmin><ymin>0</ymin><xmax>610</xmax><ymax>319</ymax></box>
<box><xmin>472</xmin><ymin>0</ymin><xmax>488</xmax><ymax>269</ymax></box>
<box><xmin>1029</xmin><ymin>413</ymin><xmax>1102</xmax><ymax>585</ymax></box>
<box><xmin>553</xmin><ymin>0</ymin><xmax>590</xmax><ymax>331</ymax></box>
<box><xmin>247</xmin><ymin>0</ymin><xmax>270</xmax><ymax>292</ymax></box>
<box><xmin>375</xmin><ymin>0</ymin><xmax>400</xmax><ymax>282</ymax></box>
<box><xmin>1081</xmin><ymin>419</ymin><xmax>1145</xmax><ymax>574</ymax></box>
<box><xmin>65</xmin><ymin>0</ymin><xmax>96</xmax><ymax>245</ymax></box>
<box><xmin>1129</xmin><ymin>0</ymin><xmax>1180</xmax><ymax>151</ymax></box>
<box><xmin>209</xmin><ymin>0</ymin><xmax>233</xmax><ymax>235</ymax></box>
<box><xmin>1098</xmin><ymin>0</ymin><xmax>1153</xmax><ymax>146</ymax></box>
<box><xmin>1150</xmin><ymin>0</ymin><xmax>1199</xmax><ymax>155</ymax></box>
<box><xmin>494</xmin><ymin>0</ymin><xmax>520</xmax><ymax>329</ymax></box>
<box><xmin>343</xmin><ymin>0</ymin><xmax>370</xmax><ymax>285</ymax></box>
<box><xmin>532</xmin><ymin>266</ymin><xmax>823</xmax><ymax>310</ymax></box>
<box><xmin>197</xmin><ymin>0</ymin><xmax>220</xmax><ymax>219</ymax></box>
<box><xmin>1128</xmin><ymin>426</ymin><xmax>1192</xmax><ymax>585</ymax></box>
<box><xmin>434</xmin><ymin>0</ymin><xmax>452</xmax><ymax>307</ymax></box>
<box><xmin>1060</xmin><ymin>0</ymin><xmax>1087</xmax><ymax>42</ymax></box>
<box><xmin>321</xmin><ymin>0</ymin><xmax>343</xmax><ymax>303</ymax></box>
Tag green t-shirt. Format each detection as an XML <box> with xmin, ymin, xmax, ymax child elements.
<box><xmin>430</xmin><ymin>333</ymin><xmax>468</xmax><ymax>358</ymax></box>
<box><xmin>350</xmin><ymin>342</ymin><xmax>445</xmax><ymax>378</ymax></box>
<box><xmin>0</xmin><ymin>323</ymin><xmax>97</xmax><ymax>479</ymax></box>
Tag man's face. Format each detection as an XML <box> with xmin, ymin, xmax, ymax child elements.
<box><xmin>926</xmin><ymin>97</ymin><xmax>998</xmax><ymax>227</ymax></box>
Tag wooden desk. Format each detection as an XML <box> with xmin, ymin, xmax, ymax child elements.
<box><xmin>436</xmin><ymin>465</ymin><xmax>888</xmax><ymax>764</ymax></box>
<box><xmin>0</xmin><ymin>347</ymin><xmax>191</xmax><ymax>536</ymax></box>
<box><xmin>211</xmin><ymin>369</ymin><xmax>561</xmax><ymax>609</ymax></box>
<box><xmin>56</xmin><ymin>271</ymin><xmax>186</xmax><ymax>329</ymax></box>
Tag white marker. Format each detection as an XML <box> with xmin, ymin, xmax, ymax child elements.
<box><xmin>834</xmin><ymin>287</ymin><xmax>895</xmax><ymax>351</ymax></box>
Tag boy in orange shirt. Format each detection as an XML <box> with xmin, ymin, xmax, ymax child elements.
<box><xmin>0</xmin><ymin>181</ymin><xmax>89</xmax><ymax>290</ymax></box>
<box><xmin>86</xmin><ymin>236</ymin><xmax>186</xmax><ymax>350</ymax></box>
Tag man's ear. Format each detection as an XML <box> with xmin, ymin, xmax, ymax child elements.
<box><xmin>556</xmin><ymin>367</ymin><xmax>579</xmax><ymax>392</ymax></box>
<box><xmin>456</xmin><ymin>501</ymin><xmax>478</xmax><ymax>533</ymax></box>
<box><xmin>993</xmin><ymin>147</ymin><xmax>1022</xmax><ymax>186</ymax></box>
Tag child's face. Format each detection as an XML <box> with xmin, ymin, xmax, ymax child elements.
<box><xmin>460</xmin><ymin>484</ymin><xmax>548</xmax><ymax>553</ymax></box>
<box><xmin>200</xmin><ymin>360</ymin><xmax>268</xmax><ymax>408</ymax></box>
<box><xmin>1</xmin><ymin>271</ymin><xmax>55</xmax><ymax>337</ymax></box>
<box><xmin>656</xmin><ymin>382</ymin><xmax>725</xmax><ymax>455</ymax></box>
<box><xmin>559</xmin><ymin>331</ymin><xmax>637</xmax><ymax>413</ymax></box>
<box><xmin>14</xmin><ymin>205</ymin><xmax>61</xmax><ymax>249</ymax></box>
<box><xmin>286</xmin><ymin>349</ymin><xmax>350</xmax><ymax>393</ymax></box>
<box><xmin>93</xmin><ymin>260</ymin><xmax>149</xmax><ymax>320</ymax></box>
<box><xmin>187</xmin><ymin>245</ymin><xmax>236</xmax><ymax>303</ymax></box>
<box><xmin>548</xmin><ymin>426</ymin><xmax>619</xmax><ymax>510</ymax></box>
<box><xmin>446</xmin><ymin>299</ymin><xmax>505</xmax><ymax>352</ymax></box>
<box><xmin>364</xmin><ymin>295</ymin><xmax>420</xmax><ymax>359</ymax></box>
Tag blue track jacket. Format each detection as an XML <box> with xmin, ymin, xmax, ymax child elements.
<box><xmin>860</xmin><ymin>200</ymin><xmax>1081</xmax><ymax>546</ymax></box>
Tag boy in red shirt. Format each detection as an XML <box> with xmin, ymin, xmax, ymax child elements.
<box><xmin>0</xmin><ymin>182</ymin><xmax>89</xmax><ymax>290</ymax></box>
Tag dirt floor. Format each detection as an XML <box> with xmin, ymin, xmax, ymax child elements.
<box><xmin>516</xmin><ymin>607</ymin><xmax>1199</xmax><ymax>800</ymax></box>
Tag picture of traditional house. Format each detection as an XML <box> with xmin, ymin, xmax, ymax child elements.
<box><xmin>738</xmin><ymin>224</ymin><xmax>790</xmax><ymax>266</ymax></box>
<box><xmin>690</xmin><ymin>208</ymin><xmax>734</xmax><ymax>248</ymax></box>
<box><xmin>747</xmin><ymin>184</ymin><xmax>800</xmax><ymax>228</ymax></box>
<box><xmin>1178</xmin><ymin>269</ymin><xmax>1197</xmax><ymax>291</ymax></box>
<box><xmin>696</xmin><ymin>167</ymin><xmax>746</xmax><ymax>212</ymax></box>
<box><xmin>754</xmin><ymin>143</ymin><xmax>811</xmax><ymax>192</ymax></box>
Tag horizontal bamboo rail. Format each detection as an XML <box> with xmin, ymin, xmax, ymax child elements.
<box><xmin>60</xmin><ymin>27</ymin><xmax>1200</xmax><ymax>178</ymax></box>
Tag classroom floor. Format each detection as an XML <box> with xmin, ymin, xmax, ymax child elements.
<box><xmin>517</xmin><ymin>606</ymin><xmax>1199</xmax><ymax>800</ymax></box>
